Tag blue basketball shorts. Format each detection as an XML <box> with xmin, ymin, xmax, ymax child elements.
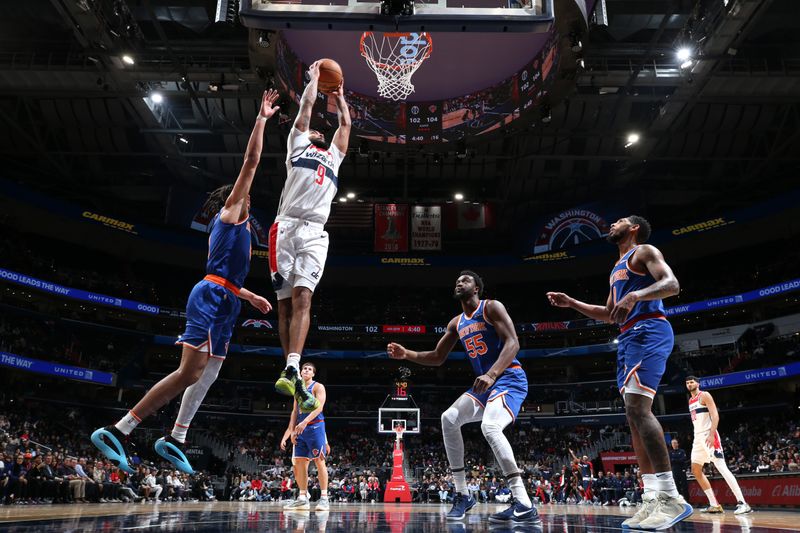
<box><xmin>465</xmin><ymin>366</ymin><xmax>528</xmax><ymax>421</ymax></box>
<box><xmin>293</xmin><ymin>421</ymin><xmax>327</xmax><ymax>461</ymax></box>
<box><xmin>616</xmin><ymin>317</ymin><xmax>674</xmax><ymax>399</ymax></box>
<box><xmin>176</xmin><ymin>279</ymin><xmax>241</xmax><ymax>358</ymax></box>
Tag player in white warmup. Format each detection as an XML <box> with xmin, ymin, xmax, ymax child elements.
<box><xmin>272</xmin><ymin>60</ymin><xmax>351</xmax><ymax>412</ymax></box>
<box><xmin>685</xmin><ymin>376</ymin><xmax>752</xmax><ymax>515</ymax></box>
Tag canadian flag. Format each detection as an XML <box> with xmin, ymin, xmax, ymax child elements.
<box><xmin>457</xmin><ymin>203</ymin><xmax>488</xmax><ymax>229</ymax></box>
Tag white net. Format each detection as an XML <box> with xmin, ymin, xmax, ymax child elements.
<box><xmin>360</xmin><ymin>32</ymin><xmax>433</xmax><ymax>101</ymax></box>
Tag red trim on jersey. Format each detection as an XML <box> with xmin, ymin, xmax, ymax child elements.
<box><xmin>483</xmin><ymin>300</ymin><xmax>494</xmax><ymax>325</ymax></box>
<box><xmin>268</xmin><ymin>222</ymin><xmax>279</xmax><ymax>274</ymax></box>
<box><xmin>620</xmin><ymin>312</ymin><xmax>667</xmax><ymax>333</ymax></box>
<box><xmin>203</xmin><ymin>274</ymin><xmax>241</xmax><ymax>296</ymax></box>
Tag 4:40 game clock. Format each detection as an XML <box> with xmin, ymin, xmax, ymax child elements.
<box><xmin>406</xmin><ymin>102</ymin><xmax>442</xmax><ymax>143</ymax></box>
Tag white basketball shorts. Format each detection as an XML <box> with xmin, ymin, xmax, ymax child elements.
<box><xmin>268</xmin><ymin>216</ymin><xmax>329</xmax><ymax>300</ymax></box>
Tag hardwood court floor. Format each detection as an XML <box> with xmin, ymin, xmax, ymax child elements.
<box><xmin>0</xmin><ymin>501</ymin><xmax>797</xmax><ymax>532</ymax></box>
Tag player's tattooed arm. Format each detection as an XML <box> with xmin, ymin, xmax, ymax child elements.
<box><xmin>475</xmin><ymin>300</ymin><xmax>519</xmax><ymax>393</ymax></box>
<box><xmin>387</xmin><ymin>317</ymin><xmax>459</xmax><ymax>366</ymax></box>
<box><xmin>331</xmin><ymin>82</ymin><xmax>351</xmax><ymax>154</ymax></box>
<box><xmin>293</xmin><ymin>61</ymin><xmax>320</xmax><ymax>133</ymax></box>
<box><xmin>629</xmin><ymin>244</ymin><xmax>680</xmax><ymax>301</ymax></box>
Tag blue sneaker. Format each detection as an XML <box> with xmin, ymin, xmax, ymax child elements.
<box><xmin>154</xmin><ymin>436</ymin><xmax>195</xmax><ymax>474</ymax></box>
<box><xmin>489</xmin><ymin>500</ymin><xmax>541</xmax><ymax>524</ymax></box>
<box><xmin>446</xmin><ymin>493</ymin><xmax>476</xmax><ymax>520</ymax></box>
<box><xmin>91</xmin><ymin>426</ymin><xmax>135</xmax><ymax>474</ymax></box>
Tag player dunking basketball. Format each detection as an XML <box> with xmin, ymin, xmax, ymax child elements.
<box><xmin>388</xmin><ymin>271</ymin><xmax>539</xmax><ymax>525</ymax></box>
<box><xmin>90</xmin><ymin>91</ymin><xmax>280</xmax><ymax>475</ymax></box>
<box><xmin>547</xmin><ymin>216</ymin><xmax>693</xmax><ymax>530</ymax></box>
<box><xmin>686</xmin><ymin>376</ymin><xmax>752</xmax><ymax>515</ymax></box>
<box><xmin>272</xmin><ymin>60</ymin><xmax>351</xmax><ymax>412</ymax></box>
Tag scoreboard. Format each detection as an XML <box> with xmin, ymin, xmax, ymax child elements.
<box><xmin>406</xmin><ymin>102</ymin><xmax>442</xmax><ymax>143</ymax></box>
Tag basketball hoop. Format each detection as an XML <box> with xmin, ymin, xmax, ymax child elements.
<box><xmin>393</xmin><ymin>424</ymin><xmax>405</xmax><ymax>444</ymax></box>
<box><xmin>360</xmin><ymin>32</ymin><xmax>432</xmax><ymax>101</ymax></box>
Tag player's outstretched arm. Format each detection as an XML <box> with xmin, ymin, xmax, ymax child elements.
<box><xmin>609</xmin><ymin>245</ymin><xmax>680</xmax><ymax>323</ymax></box>
<box><xmin>386</xmin><ymin>317</ymin><xmax>459</xmax><ymax>367</ymax></box>
<box><xmin>238</xmin><ymin>287</ymin><xmax>272</xmax><ymax>314</ymax></box>
<box><xmin>293</xmin><ymin>61</ymin><xmax>320</xmax><ymax>133</ymax></box>
<box><xmin>331</xmin><ymin>83</ymin><xmax>351</xmax><ymax>154</ymax></box>
<box><xmin>474</xmin><ymin>300</ymin><xmax>519</xmax><ymax>393</ymax></box>
<box><xmin>221</xmin><ymin>90</ymin><xmax>280</xmax><ymax>224</ymax></box>
<box><xmin>546</xmin><ymin>291</ymin><xmax>613</xmax><ymax>323</ymax></box>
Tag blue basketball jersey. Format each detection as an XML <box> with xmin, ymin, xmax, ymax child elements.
<box><xmin>206</xmin><ymin>213</ymin><xmax>252</xmax><ymax>289</ymax></box>
<box><xmin>609</xmin><ymin>245</ymin><xmax>666</xmax><ymax>327</ymax></box>
<box><xmin>457</xmin><ymin>300</ymin><xmax>520</xmax><ymax>376</ymax></box>
<box><xmin>297</xmin><ymin>381</ymin><xmax>324</xmax><ymax>424</ymax></box>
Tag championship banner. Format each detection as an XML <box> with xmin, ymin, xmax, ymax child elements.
<box><xmin>689</xmin><ymin>475</ymin><xmax>800</xmax><ymax>506</ymax></box>
<box><xmin>411</xmin><ymin>205</ymin><xmax>441</xmax><ymax>251</ymax></box>
<box><xmin>374</xmin><ymin>204</ymin><xmax>409</xmax><ymax>253</ymax></box>
<box><xmin>599</xmin><ymin>451</ymin><xmax>638</xmax><ymax>472</ymax></box>
<box><xmin>0</xmin><ymin>352</ymin><xmax>116</xmax><ymax>386</ymax></box>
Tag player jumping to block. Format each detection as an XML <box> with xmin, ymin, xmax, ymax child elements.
<box><xmin>90</xmin><ymin>91</ymin><xmax>279</xmax><ymax>475</ymax></box>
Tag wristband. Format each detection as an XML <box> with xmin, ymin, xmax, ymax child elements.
<box><xmin>256</xmin><ymin>115</ymin><xmax>268</xmax><ymax>123</ymax></box>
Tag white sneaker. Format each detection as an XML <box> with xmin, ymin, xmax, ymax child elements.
<box><xmin>284</xmin><ymin>498</ymin><xmax>310</xmax><ymax>510</ymax></box>
<box><xmin>621</xmin><ymin>493</ymin><xmax>657</xmax><ymax>528</ymax></box>
<box><xmin>316</xmin><ymin>497</ymin><xmax>330</xmax><ymax>511</ymax></box>
<box><xmin>637</xmin><ymin>492</ymin><xmax>693</xmax><ymax>530</ymax></box>
<box><xmin>734</xmin><ymin>502</ymin><xmax>752</xmax><ymax>515</ymax></box>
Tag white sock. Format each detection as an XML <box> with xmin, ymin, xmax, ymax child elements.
<box><xmin>704</xmin><ymin>488</ymin><xmax>719</xmax><ymax>506</ymax></box>
<box><xmin>171</xmin><ymin>358</ymin><xmax>223</xmax><ymax>443</ymax></box>
<box><xmin>713</xmin><ymin>459</ymin><xmax>745</xmax><ymax>503</ymax></box>
<box><xmin>654</xmin><ymin>471</ymin><xmax>680</xmax><ymax>498</ymax></box>
<box><xmin>642</xmin><ymin>473</ymin><xmax>658</xmax><ymax>498</ymax></box>
<box><xmin>287</xmin><ymin>353</ymin><xmax>301</xmax><ymax>370</ymax></box>
<box><xmin>508</xmin><ymin>475</ymin><xmax>532</xmax><ymax>508</ymax></box>
<box><xmin>299</xmin><ymin>491</ymin><xmax>308</xmax><ymax>499</ymax></box>
<box><xmin>452</xmin><ymin>470</ymin><xmax>467</xmax><ymax>494</ymax></box>
<box><xmin>114</xmin><ymin>411</ymin><xmax>141</xmax><ymax>436</ymax></box>
<box><xmin>321</xmin><ymin>490</ymin><xmax>328</xmax><ymax>498</ymax></box>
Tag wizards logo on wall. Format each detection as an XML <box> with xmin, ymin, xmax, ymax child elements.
<box><xmin>532</xmin><ymin>208</ymin><xmax>611</xmax><ymax>254</ymax></box>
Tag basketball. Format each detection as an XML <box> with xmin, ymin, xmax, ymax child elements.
<box><xmin>317</xmin><ymin>58</ymin><xmax>343</xmax><ymax>93</ymax></box>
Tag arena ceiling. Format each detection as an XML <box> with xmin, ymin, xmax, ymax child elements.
<box><xmin>0</xmin><ymin>0</ymin><xmax>798</xmax><ymax>242</ymax></box>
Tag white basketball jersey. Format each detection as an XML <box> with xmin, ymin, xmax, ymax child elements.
<box><xmin>278</xmin><ymin>128</ymin><xmax>344</xmax><ymax>225</ymax></box>
<box><xmin>689</xmin><ymin>391</ymin><xmax>712</xmax><ymax>434</ymax></box>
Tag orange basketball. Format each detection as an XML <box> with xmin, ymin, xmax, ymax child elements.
<box><xmin>317</xmin><ymin>58</ymin><xmax>343</xmax><ymax>94</ymax></box>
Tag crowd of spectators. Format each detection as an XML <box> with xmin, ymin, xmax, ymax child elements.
<box><xmin>3</xmin><ymin>393</ymin><xmax>800</xmax><ymax>508</ymax></box>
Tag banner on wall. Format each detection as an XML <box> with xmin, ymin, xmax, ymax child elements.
<box><xmin>689</xmin><ymin>475</ymin><xmax>800</xmax><ymax>506</ymax></box>
<box><xmin>374</xmin><ymin>204</ymin><xmax>409</xmax><ymax>253</ymax></box>
<box><xmin>411</xmin><ymin>206</ymin><xmax>441</xmax><ymax>250</ymax></box>
<box><xmin>0</xmin><ymin>352</ymin><xmax>116</xmax><ymax>386</ymax></box>
<box><xmin>698</xmin><ymin>361</ymin><xmax>800</xmax><ymax>390</ymax></box>
<box><xmin>527</xmin><ymin>202</ymin><xmax>628</xmax><ymax>255</ymax></box>
<box><xmin>599</xmin><ymin>451</ymin><xmax>638</xmax><ymax>472</ymax></box>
